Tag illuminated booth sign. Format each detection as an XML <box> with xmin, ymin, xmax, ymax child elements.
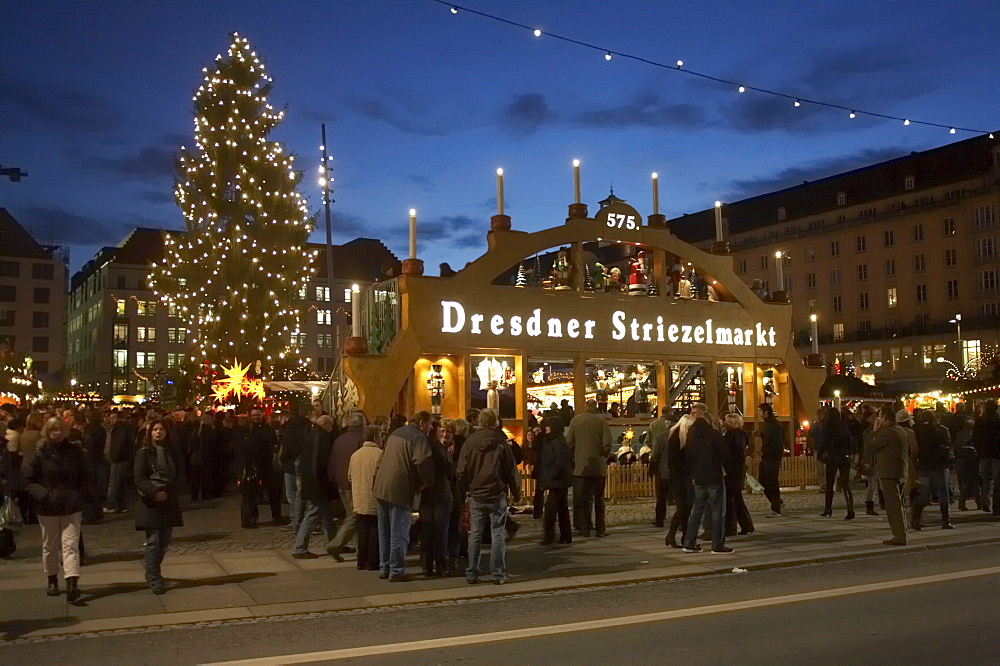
<box><xmin>440</xmin><ymin>300</ymin><xmax>777</xmax><ymax>348</ymax></box>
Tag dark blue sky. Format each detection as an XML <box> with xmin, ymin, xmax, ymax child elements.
<box><xmin>2</xmin><ymin>0</ymin><xmax>996</xmax><ymax>275</ymax></box>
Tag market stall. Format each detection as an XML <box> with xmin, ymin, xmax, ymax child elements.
<box><xmin>342</xmin><ymin>186</ymin><xmax>826</xmax><ymax>447</ymax></box>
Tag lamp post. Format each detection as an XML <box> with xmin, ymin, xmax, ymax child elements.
<box><xmin>950</xmin><ymin>313</ymin><xmax>963</xmax><ymax>365</ymax></box>
<box><xmin>810</xmin><ymin>313</ymin><xmax>819</xmax><ymax>354</ymax></box>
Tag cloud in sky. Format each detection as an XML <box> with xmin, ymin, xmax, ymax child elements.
<box><xmin>341</xmin><ymin>97</ymin><xmax>449</xmax><ymax>136</ymax></box>
<box><xmin>91</xmin><ymin>134</ymin><xmax>185</xmax><ymax>183</ymax></box>
<box><xmin>501</xmin><ymin>93</ymin><xmax>555</xmax><ymax>136</ymax></box>
<box><xmin>18</xmin><ymin>206</ymin><xmax>158</xmax><ymax>246</ymax></box>
<box><xmin>576</xmin><ymin>93</ymin><xmax>706</xmax><ymax>130</ymax></box>
<box><xmin>724</xmin><ymin>146</ymin><xmax>909</xmax><ymax>200</ymax></box>
<box><xmin>0</xmin><ymin>74</ymin><xmax>122</xmax><ymax>133</ymax></box>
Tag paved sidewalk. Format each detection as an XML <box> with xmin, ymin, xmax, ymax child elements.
<box><xmin>1</xmin><ymin>493</ymin><xmax>996</xmax><ymax>642</ymax></box>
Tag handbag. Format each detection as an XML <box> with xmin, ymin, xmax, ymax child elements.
<box><xmin>0</xmin><ymin>495</ymin><xmax>24</xmax><ymax>530</ymax></box>
<box><xmin>138</xmin><ymin>446</ymin><xmax>171</xmax><ymax>500</ymax></box>
<box><xmin>459</xmin><ymin>498</ymin><xmax>471</xmax><ymax>533</ymax></box>
<box><xmin>854</xmin><ymin>458</ymin><xmax>874</xmax><ymax>477</ymax></box>
<box><xmin>0</xmin><ymin>527</ymin><xmax>15</xmax><ymax>558</ymax></box>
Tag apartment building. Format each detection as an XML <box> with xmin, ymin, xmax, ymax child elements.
<box><xmin>67</xmin><ymin>228</ymin><xmax>398</xmax><ymax>398</ymax></box>
<box><xmin>0</xmin><ymin>208</ymin><xmax>68</xmax><ymax>384</ymax></box>
<box><xmin>670</xmin><ymin>133</ymin><xmax>1000</xmax><ymax>391</ymax></box>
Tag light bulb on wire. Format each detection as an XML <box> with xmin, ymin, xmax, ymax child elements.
<box><xmin>605</xmin><ymin>51</ymin><xmax>612</xmax><ymax>61</ymax></box>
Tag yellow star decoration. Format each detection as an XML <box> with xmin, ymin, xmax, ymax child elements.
<box><xmin>212</xmin><ymin>359</ymin><xmax>265</xmax><ymax>403</ymax></box>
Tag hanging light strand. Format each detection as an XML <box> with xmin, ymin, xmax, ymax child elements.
<box><xmin>432</xmin><ymin>0</ymin><xmax>993</xmax><ymax>136</ymax></box>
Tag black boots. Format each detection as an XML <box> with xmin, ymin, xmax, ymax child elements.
<box><xmin>911</xmin><ymin>507</ymin><xmax>923</xmax><ymax>531</ymax></box>
<box><xmin>865</xmin><ymin>501</ymin><xmax>879</xmax><ymax>516</ymax></box>
<box><xmin>46</xmin><ymin>575</ymin><xmax>59</xmax><ymax>597</ymax></box>
<box><xmin>845</xmin><ymin>506</ymin><xmax>856</xmax><ymax>520</ymax></box>
<box><xmin>66</xmin><ymin>576</ymin><xmax>81</xmax><ymax>603</ymax></box>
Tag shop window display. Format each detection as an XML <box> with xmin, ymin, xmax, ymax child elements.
<box><xmin>526</xmin><ymin>358</ymin><xmax>574</xmax><ymax>418</ymax></box>
<box><xmin>584</xmin><ymin>360</ymin><xmax>657</xmax><ymax>418</ymax></box>
<box><xmin>717</xmin><ymin>363</ymin><xmax>746</xmax><ymax>416</ymax></box>
<box><xmin>470</xmin><ymin>355</ymin><xmax>516</xmax><ymax>418</ymax></box>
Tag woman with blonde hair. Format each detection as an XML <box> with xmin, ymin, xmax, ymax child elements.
<box><xmin>25</xmin><ymin>417</ymin><xmax>91</xmax><ymax>601</ymax></box>
<box><xmin>664</xmin><ymin>414</ymin><xmax>696</xmax><ymax>548</ymax></box>
<box><xmin>722</xmin><ymin>413</ymin><xmax>754</xmax><ymax>536</ymax></box>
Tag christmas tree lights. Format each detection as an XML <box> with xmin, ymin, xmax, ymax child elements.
<box><xmin>150</xmin><ymin>33</ymin><xmax>317</xmax><ymax>393</ymax></box>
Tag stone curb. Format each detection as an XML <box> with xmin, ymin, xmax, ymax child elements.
<box><xmin>9</xmin><ymin>533</ymin><xmax>997</xmax><ymax>640</ymax></box>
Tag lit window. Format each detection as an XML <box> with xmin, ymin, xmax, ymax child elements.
<box><xmin>833</xmin><ymin>323</ymin><xmax>844</xmax><ymax>341</ymax></box>
<box><xmin>317</xmin><ymin>309</ymin><xmax>332</xmax><ymax>325</ymax></box>
<box><xmin>887</xmin><ymin>287</ymin><xmax>898</xmax><ymax>308</ymax></box>
<box><xmin>904</xmin><ymin>175</ymin><xmax>915</xmax><ymax>190</ymax></box>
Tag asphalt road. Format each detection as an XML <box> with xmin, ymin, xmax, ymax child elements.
<box><xmin>3</xmin><ymin>544</ymin><xmax>997</xmax><ymax>665</ymax></box>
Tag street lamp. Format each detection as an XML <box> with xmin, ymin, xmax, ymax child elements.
<box><xmin>949</xmin><ymin>313</ymin><xmax>963</xmax><ymax>365</ymax></box>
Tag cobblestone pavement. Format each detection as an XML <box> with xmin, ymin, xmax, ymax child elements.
<box><xmin>1</xmin><ymin>486</ymin><xmax>838</xmax><ymax>563</ymax></box>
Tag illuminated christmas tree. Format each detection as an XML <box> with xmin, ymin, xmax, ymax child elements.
<box><xmin>515</xmin><ymin>262</ymin><xmax>527</xmax><ymax>287</ymax></box>
<box><xmin>150</xmin><ymin>32</ymin><xmax>316</xmax><ymax>388</ymax></box>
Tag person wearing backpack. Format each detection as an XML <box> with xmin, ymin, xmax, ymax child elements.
<box><xmin>912</xmin><ymin>410</ymin><xmax>955</xmax><ymax>530</ymax></box>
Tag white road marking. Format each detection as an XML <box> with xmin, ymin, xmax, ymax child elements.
<box><xmin>204</xmin><ymin>566</ymin><xmax>1000</xmax><ymax>665</ymax></box>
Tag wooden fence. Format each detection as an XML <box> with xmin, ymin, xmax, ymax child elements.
<box><xmin>520</xmin><ymin>456</ymin><xmax>819</xmax><ymax>502</ymax></box>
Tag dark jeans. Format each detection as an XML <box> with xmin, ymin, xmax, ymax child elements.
<box><xmin>759</xmin><ymin>458</ymin><xmax>782</xmax><ymax>513</ymax></box>
<box><xmin>294</xmin><ymin>496</ymin><xmax>335</xmax><ymax>554</ymax></box>
<box><xmin>82</xmin><ymin>458</ymin><xmax>106</xmax><ymax>522</ymax></box>
<box><xmin>653</xmin><ymin>475</ymin><xmax>671</xmax><ymax>526</ymax></box>
<box><xmin>914</xmin><ymin>469</ymin><xmax>950</xmax><ymax>526</ymax></box>
<box><xmin>572</xmin><ymin>475</ymin><xmax>606</xmax><ymax>534</ymax></box>
<box><xmin>667</xmin><ymin>476</ymin><xmax>693</xmax><ymax>543</ymax></box>
<box><xmin>684</xmin><ymin>484</ymin><xmax>726</xmax><ymax>550</ymax></box>
<box><xmin>144</xmin><ymin>527</ymin><xmax>173</xmax><ymax>586</ymax></box>
<box><xmin>542</xmin><ymin>487</ymin><xmax>571</xmax><ymax>542</ymax></box>
<box><xmin>418</xmin><ymin>495</ymin><xmax>453</xmax><ymax>574</ymax></box>
<box><xmin>980</xmin><ymin>459</ymin><xmax>1000</xmax><ymax>511</ymax></box>
<box><xmin>824</xmin><ymin>455</ymin><xmax>854</xmax><ymax>514</ymax></box>
<box><xmin>189</xmin><ymin>464</ymin><xmax>204</xmax><ymax>501</ymax></box>
<box><xmin>356</xmin><ymin>514</ymin><xmax>380</xmax><ymax>570</ymax></box>
<box><xmin>725</xmin><ymin>475</ymin><xmax>754</xmax><ymax>535</ymax></box>
<box><xmin>106</xmin><ymin>461</ymin><xmax>130</xmax><ymax>511</ymax></box>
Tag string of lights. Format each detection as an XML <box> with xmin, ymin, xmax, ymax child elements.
<box><xmin>432</xmin><ymin>0</ymin><xmax>994</xmax><ymax>138</ymax></box>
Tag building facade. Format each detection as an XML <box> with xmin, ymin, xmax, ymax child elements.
<box><xmin>67</xmin><ymin>228</ymin><xmax>398</xmax><ymax>399</ymax></box>
<box><xmin>671</xmin><ymin>134</ymin><xmax>1000</xmax><ymax>392</ymax></box>
<box><xmin>0</xmin><ymin>208</ymin><xmax>68</xmax><ymax>385</ymax></box>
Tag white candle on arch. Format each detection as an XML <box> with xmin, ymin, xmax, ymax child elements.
<box><xmin>651</xmin><ymin>172</ymin><xmax>659</xmax><ymax>215</ymax></box>
<box><xmin>496</xmin><ymin>168</ymin><xmax>504</xmax><ymax>216</ymax></box>
<box><xmin>408</xmin><ymin>208</ymin><xmax>417</xmax><ymax>260</ymax></box>
<box><xmin>714</xmin><ymin>201</ymin><xmax>723</xmax><ymax>241</ymax></box>
<box><xmin>572</xmin><ymin>159</ymin><xmax>581</xmax><ymax>204</ymax></box>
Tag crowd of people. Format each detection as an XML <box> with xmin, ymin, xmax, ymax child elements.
<box><xmin>0</xmin><ymin>394</ymin><xmax>997</xmax><ymax>602</ymax></box>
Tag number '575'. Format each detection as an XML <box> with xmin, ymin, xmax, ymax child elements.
<box><xmin>606</xmin><ymin>214</ymin><xmax>636</xmax><ymax>229</ymax></box>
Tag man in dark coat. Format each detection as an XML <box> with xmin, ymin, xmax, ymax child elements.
<box><xmin>292</xmin><ymin>416</ymin><xmax>337</xmax><ymax>558</ymax></box>
<box><xmin>912</xmin><ymin>411</ymin><xmax>954</xmax><ymax>529</ymax></box>
<box><xmin>681</xmin><ymin>410</ymin><xmax>732</xmax><ymax>554</ymax></box>
<box><xmin>756</xmin><ymin>403</ymin><xmax>785</xmax><ymax>516</ymax></box>
<box><xmin>81</xmin><ymin>409</ymin><xmax>107</xmax><ymax>523</ymax></box>
<box><xmin>537</xmin><ymin>417</ymin><xmax>572</xmax><ymax>545</ymax></box>
<box><xmin>325</xmin><ymin>412</ymin><xmax>366</xmax><ymax>560</ymax></box>
<box><xmin>972</xmin><ymin>401</ymin><xmax>1000</xmax><ymax>515</ymax></box>
<box><xmin>247</xmin><ymin>408</ymin><xmax>285</xmax><ymax>526</ymax></box>
<box><xmin>104</xmin><ymin>410</ymin><xmax>136</xmax><ymax>514</ymax></box>
<box><xmin>280</xmin><ymin>406</ymin><xmax>312</xmax><ymax>534</ymax></box>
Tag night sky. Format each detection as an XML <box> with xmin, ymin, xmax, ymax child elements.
<box><xmin>2</xmin><ymin>0</ymin><xmax>996</xmax><ymax>276</ymax></box>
